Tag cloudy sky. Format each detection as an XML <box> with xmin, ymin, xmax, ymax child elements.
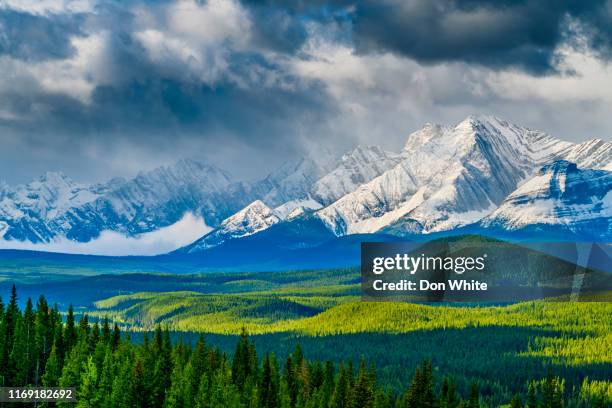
<box><xmin>1</xmin><ymin>0</ymin><xmax>612</xmax><ymax>184</ymax></box>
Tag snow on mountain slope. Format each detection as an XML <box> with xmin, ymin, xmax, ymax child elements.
<box><xmin>556</xmin><ymin>139</ymin><xmax>612</xmax><ymax>171</ymax></box>
<box><xmin>0</xmin><ymin>172</ymin><xmax>114</xmax><ymax>242</ymax></box>
<box><xmin>312</xmin><ymin>145</ymin><xmax>401</xmax><ymax>205</ymax></box>
<box><xmin>49</xmin><ymin>159</ymin><xmax>242</xmax><ymax>242</ymax></box>
<box><xmin>172</xmin><ymin>146</ymin><xmax>398</xmax><ymax>250</ymax></box>
<box><xmin>181</xmin><ymin>200</ymin><xmax>282</xmax><ymax>252</ymax></box>
<box><xmin>257</xmin><ymin>157</ymin><xmax>329</xmax><ymax>207</ymax></box>
<box><xmin>2</xmin><ymin>172</ymin><xmax>105</xmax><ymax>219</ymax></box>
<box><xmin>0</xmin><ymin>154</ymin><xmax>332</xmax><ymax>246</ymax></box>
<box><xmin>273</xmin><ymin>197</ymin><xmax>322</xmax><ymax>219</ymax></box>
<box><xmin>0</xmin><ymin>159</ymin><xmax>253</xmax><ymax>244</ymax></box>
<box><xmin>317</xmin><ymin>115</ymin><xmax>574</xmax><ymax>235</ymax></box>
<box><xmin>480</xmin><ymin>161</ymin><xmax>611</xmax><ymax>236</ymax></box>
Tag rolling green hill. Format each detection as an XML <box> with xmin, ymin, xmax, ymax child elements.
<box><xmin>90</xmin><ymin>289</ymin><xmax>612</xmax><ymax>366</ymax></box>
<box><xmin>90</xmin><ymin>289</ymin><xmax>612</xmax><ymax>404</ymax></box>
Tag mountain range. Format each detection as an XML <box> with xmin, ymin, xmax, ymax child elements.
<box><xmin>1</xmin><ymin>115</ymin><xmax>610</xmax><ymax>259</ymax></box>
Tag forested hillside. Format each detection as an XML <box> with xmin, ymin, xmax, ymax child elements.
<box><xmin>0</xmin><ymin>286</ymin><xmax>610</xmax><ymax>407</ymax></box>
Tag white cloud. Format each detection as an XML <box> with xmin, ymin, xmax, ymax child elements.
<box><xmin>0</xmin><ymin>212</ymin><xmax>212</xmax><ymax>256</ymax></box>
<box><xmin>288</xmin><ymin>25</ymin><xmax>612</xmax><ymax>148</ymax></box>
<box><xmin>132</xmin><ymin>0</ymin><xmax>251</xmax><ymax>85</ymax></box>
<box><xmin>485</xmin><ymin>47</ymin><xmax>612</xmax><ymax>104</ymax></box>
<box><xmin>0</xmin><ymin>32</ymin><xmax>108</xmax><ymax>103</ymax></box>
<box><xmin>166</xmin><ymin>0</ymin><xmax>250</xmax><ymax>47</ymax></box>
<box><xmin>0</xmin><ymin>0</ymin><xmax>94</xmax><ymax>14</ymax></box>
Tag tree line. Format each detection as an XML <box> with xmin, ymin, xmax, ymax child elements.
<box><xmin>0</xmin><ymin>286</ymin><xmax>608</xmax><ymax>407</ymax></box>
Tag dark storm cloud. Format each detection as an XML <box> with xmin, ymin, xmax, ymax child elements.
<box><xmin>0</xmin><ymin>1</ymin><xmax>338</xmax><ymax>183</ymax></box>
<box><xmin>0</xmin><ymin>9</ymin><xmax>84</xmax><ymax>61</ymax></box>
<box><xmin>240</xmin><ymin>0</ymin><xmax>612</xmax><ymax>74</ymax></box>
<box><xmin>349</xmin><ymin>0</ymin><xmax>612</xmax><ymax>74</ymax></box>
<box><xmin>1</xmin><ymin>0</ymin><xmax>612</xmax><ymax>184</ymax></box>
<box><xmin>1</xmin><ymin>37</ymin><xmax>334</xmax><ymax>146</ymax></box>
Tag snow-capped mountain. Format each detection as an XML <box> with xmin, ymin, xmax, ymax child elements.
<box><xmin>182</xmin><ymin>145</ymin><xmax>401</xmax><ymax>250</ymax></box>
<box><xmin>0</xmin><ymin>155</ymin><xmax>332</xmax><ymax>245</ymax></box>
<box><xmin>182</xmin><ymin>200</ymin><xmax>282</xmax><ymax>252</ymax></box>
<box><xmin>317</xmin><ymin>116</ymin><xmax>575</xmax><ymax>236</ymax></box>
<box><xmin>47</xmin><ymin>159</ymin><xmax>242</xmax><ymax>242</ymax></box>
<box><xmin>312</xmin><ymin>145</ymin><xmax>401</xmax><ymax>205</ymax></box>
<box><xmin>480</xmin><ymin>161</ymin><xmax>611</xmax><ymax>238</ymax></box>
<box><xmin>0</xmin><ymin>172</ymin><xmax>117</xmax><ymax>242</ymax></box>
<box><xmin>0</xmin><ymin>160</ymin><xmax>253</xmax><ymax>243</ymax></box>
<box><xmin>2</xmin><ymin>115</ymin><xmax>611</xmax><ymax>254</ymax></box>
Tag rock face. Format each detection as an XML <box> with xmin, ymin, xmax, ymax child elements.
<box><xmin>480</xmin><ymin>161</ymin><xmax>612</xmax><ymax>238</ymax></box>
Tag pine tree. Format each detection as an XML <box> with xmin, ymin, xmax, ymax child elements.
<box><xmin>294</xmin><ymin>344</ymin><xmax>304</xmax><ymax>367</ymax></box>
<box><xmin>78</xmin><ymin>314</ymin><xmax>90</xmax><ymax>342</ymax></box>
<box><xmin>279</xmin><ymin>379</ymin><xmax>292</xmax><ymax>408</ymax></box>
<box><xmin>2</xmin><ymin>284</ymin><xmax>19</xmax><ymax>384</ymax></box>
<box><xmin>232</xmin><ymin>330</ymin><xmax>246</xmax><ymax>386</ymax></box>
<box><xmin>194</xmin><ymin>372</ymin><xmax>211</xmax><ymax>408</ymax></box>
<box><xmin>551</xmin><ymin>378</ymin><xmax>563</xmax><ymax>408</ymax></box>
<box><xmin>35</xmin><ymin>294</ymin><xmax>53</xmax><ymax>381</ymax></box>
<box><xmin>90</xmin><ymin>321</ymin><xmax>101</xmax><ymax>353</ymax></box>
<box><xmin>232</xmin><ymin>328</ymin><xmax>253</xmax><ymax>390</ymax></box>
<box><xmin>9</xmin><ymin>316</ymin><xmax>27</xmax><ymax>386</ymax></box>
<box><xmin>101</xmin><ymin>317</ymin><xmax>111</xmax><ymax>344</ymax></box>
<box><xmin>129</xmin><ymin>360</ymin><xmax>148</xmax><ymax>408</ymax></box>
<box><xmin>54</xmin><ymin>322</ymin><xmax>66</xmax><ymax>367</ymax></box>
<box><xmin>151</xmin><ymin>327</ymin><xmax>173</xmax><ymax>408</ymax></box>
<box><xmin>445</xmin><ymin>379</ymin><xmax>458</xmax><ymax>408</ymax></box>
<box><xmin>261</xmin><ymin>354</ymin><xmax>273</xmax><ymax>408</ymax></box>
<box><xmin>285</xmin><ymin>355</ymin><xmax>298</xmax><ymax>407</ymax></box>
<box><xmin>321</xmin><ymin>360</ymin><xmax>335</xmax><ymax>407</ymax></box>
<box><xmin>22</xmin><ymin>298</ymin><xmax>35</xmax><ymax>384</ymax></box>
<box><xmin>209</xmin><ymin>362</ymin><xmax>241</xmax><ymax>408</ymax></box>
<box><xmin>164</xmin><ymin>355</ymin><xmax>187</xmax><ymax>408</ymax></box>
<box><xmin>58</xmin><ymin>339</ymin><xmax>89</xmax><ymax>408</ymax></box>
<box><xmin>330</xmin><ymin>363</ymin><xmax>349</xmax><ymax>408</ymax></box>
<box><xmin>77</xmin><ymin>356</ymin><xmax>99</xmax><ymax>408</ymax></box>
<box><xmin>111</xmin><ymin>323</ymin><xmax>121</xmax><ymax>350</ymax></box>
<box><xmin>0</xmin><ymin>294</ymin><xmax>5</xmax><ymax>386</ymax></box>
<box><xmin>440</xmin><ymin>378</ymin><xmax>450</xmax><ymax>408</ymax></box>
<box><xmin>42</xmin><ymin>344</ymin><xmax>61</xmax><ymax>387</ymax></box>
<box><xmin>65</xmin><ymin>304</ymin><xmax>77</xmax><ymax>352</ymax></box>
<box><xmin>352</xmin><ymin>359</ymin><xmax>374</xmax><ymax>408</ymax></box>
<box><xmin>249</xmin><ymin>341</ymin><xmax>259</xmax><ymax>383</ymax></box>
<box><xmin>110</xmin><ymin>354</ymin><xmax>133</xmax><ymax>408</ymax></box>
<box><xmin>94</xmin><ymin>347</ymin><xmax>114</xmax><ymax>407</ymax></box>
